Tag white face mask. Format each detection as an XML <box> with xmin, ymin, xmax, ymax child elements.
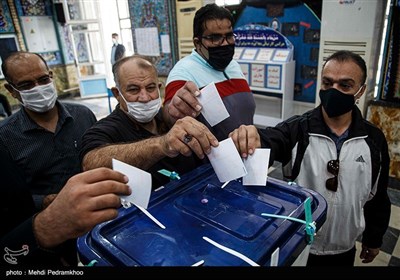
<box><xmin>16</xmin><ymin>82</ymin><xmax>58</xmax><ymax>113</ymax></box>
<box><xmin>119</xmin><ymin>88</ymin><xmax>161</xmax><ymax>123</ymax></box>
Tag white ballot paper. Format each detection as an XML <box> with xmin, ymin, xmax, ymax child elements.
<box><xmin>242</xmin><ymin>148</ymin><xmax>271</xmax><ymax>186</ymax></box>
<box><xmin>197</xmin><ymin>82</ymin><xmax>230</xmax><ymax>126</ymax></box>
<box><xmin>207</xmin><ymin>138</ymin><xmax>247</xmax><ymax>182</ymax></box>
<box><xmin>112</xmin><ymin>158</ymin><xmax>152</xmax><ymax>209</ymax></box>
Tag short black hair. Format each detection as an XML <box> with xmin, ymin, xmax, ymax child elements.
<box><xmin>193</xmin><ymin>3</ymin><xmax>234</xmax><ymax>39</ymax></box>
<box><xmin>1</xmin><ymin>51</ymin><xmax>49</xmax><ymax>84</ymax></box>
<box><xmin>323</xmin><ymin>50</ymin><xmax>367</xmax><ymax>85</ymax></box>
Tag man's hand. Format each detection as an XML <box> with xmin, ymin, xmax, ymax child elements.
<box><xmin>33</xmin><ymin>167</ymin><xmax>131</xmax><ymax>249</ymax></box>
<box><xmin>229</xmin><ymin>125</ymin><xmax>261</xmax><ymax>158</ymax></box>
<box><xmin>359</xmin><ymin>244</ymin><xmax>380</xmax><ymax>263</ymax></box>
<box><xmin>160</xmin><ymin>116</ymin><xmax>218</xmax><ymax>159</ymax></box>
<box><xmin>165</xmin><ymin>81</ymin><xmax>202</xmax><ymax>121</ymax></box>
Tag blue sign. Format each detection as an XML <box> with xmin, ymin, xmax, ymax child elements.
<box><xmin>234</xmin><ymin>24</ymin><xmax>292</xmax><ymax>49</ymax></box>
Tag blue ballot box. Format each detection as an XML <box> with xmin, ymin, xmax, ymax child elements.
<box><xmin>77</xmin><ymin>164</ymin><xmax>327</xmax><ymax>266</ymax></box>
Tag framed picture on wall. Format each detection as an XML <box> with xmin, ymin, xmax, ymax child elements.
<box><xmin>0</xmin><ymin>34</ymin><xmax>19</xmax><ymax>79</ymax></box>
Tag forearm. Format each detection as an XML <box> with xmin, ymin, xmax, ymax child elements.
<box><xmin>82</xmin><ymin>136</ymin><xmax>167</xmax><ymax>171</ymax></box>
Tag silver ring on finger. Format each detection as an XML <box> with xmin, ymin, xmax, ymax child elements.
<box><xmin>183</xmin><ymin>134</ymin><xmax>193</xmax><ymax>144</ymax></box>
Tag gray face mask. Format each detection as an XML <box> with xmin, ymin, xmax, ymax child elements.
<box><xmin>16</xmin><ymin>82</ymin><xmax>58</xmax><ymax>113</ymax></box>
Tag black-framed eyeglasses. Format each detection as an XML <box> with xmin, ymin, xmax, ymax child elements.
<box><xmin>11</xmin><ymin>75</ymin><xmax>52</xmax><ymax>91</ymax></box>
<box><xmin>201</xmin><ymin>33</ymin><xmax>237</xmax><ymax>46</ymax></box>
<box><xmin>326</xmin><ymin>159</ymin><xmax>339</xmax><ymax>192</ymax></box>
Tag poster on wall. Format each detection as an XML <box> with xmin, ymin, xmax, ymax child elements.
<box><xmin>135</xmin><ymin>27</ymin><xmax>160</xmax><ymax>56</ymax></box>
<box><xmin>129</xmin><ymin>0</ymin><xmax>174</xmax><ymax>76</ymax></box>
<box><xmin>0</xmin><ymin>0</ymin><xmax>15</xmax><ymax>33</ymax></box>
<box><xmin>20</xmin><ymin>16</ymin><xmax>59</xmax><ymax>52</ymax></box>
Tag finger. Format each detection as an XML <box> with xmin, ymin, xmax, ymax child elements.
<box><xmin>88</xmin><ymin>193</ymin><xmax>123</xmax><ymax>211</ymax></box>
<box><xmin>183</xmin><ymin>136</ymin><xmax>206</xmax><ymax>159</ymax></box>
<box><xmin>229</xmin><ymin>129</ymin><xmax>240</xmax><ymax>152</ymax></box>
<box><xmin>72</xmin><ymin>167</ymin><xmax>128</xmax><ymax>185</ymax></box>
<box><xmin>186</xmin><ymin>129</ymin><xmax>218</xmax><ymax>156</ymax></box>
<box><xmin>362</xmin><ymin>256</ymin><xmax>375</xmax><ymax>263</ymax></box>
<box><xmin>184</xmin><ymin>81</ymin><xmax>201</xmax><ymax>97</ymax></box>
<box><xmin>77</xmin><ymin>209</ymin><xmax>120</xmax><ymax>234</ymax></box>
<box><xmin>172</xmin><ymin>91</ymin><xmax>201</xmax><ymax>118</ymax></box>
<box><xmin>182</xmin><ymin>118</ymin><xmax>218</xmax><ymax>147</ymax></box>
<box><xmin>246</xmin><ymin>126</ymin><xmax>261</xmax><ymax>155</ymax></box>
<box><xmin>179</xmin><ymin>82</ymin><xmax>202</xmax><ymax>109</ymax></box>
<box><xmin>85</xmin><ymin>180</ymin><xmax>131</xmax><ymax>197</ymax></box>
<box><xmin>238</xmin><ymin>125</ymin><xmax>249</xmax><ymax>158</ymax></box>
<box><xmin>168</xmin><ymin>97</ymin><xmax>194</xmax><ymax>119</ymax></box>
<box><xmin>177</xmin><ymin>134</ymin><xmax>194</xmax><ymax>156</ymax></box>
<box><xmin>166</xmin><ymin>129</ymin><xmax>193</xmax><ymax>157</ymax></box>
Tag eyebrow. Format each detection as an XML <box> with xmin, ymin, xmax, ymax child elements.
<box><xmin>126</xmin><ymin>82</ymin><xmax>157</xmax><ymax>88</ymax></box>
<box><xmin>322</xmin><ymin>77</ymin><xmax>355</xmax><ymax>84</ymax></box>
<box><xmin>16</xmin><ymin>74</ymin><xmax>50</xmax><ymax>85</ymax></box>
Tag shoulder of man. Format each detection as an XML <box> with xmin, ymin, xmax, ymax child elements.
<box><xmin>60</xmin><ymin>102</ymin><xmax>96</xmax><ymax>119</ymax></box>
<box><xmin>0</xmin><ymin>110</ymin><xmax>21</xmax><ymax>131</ymax></box>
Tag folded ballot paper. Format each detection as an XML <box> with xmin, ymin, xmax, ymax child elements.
<box><xmin>207</xmin><ymin>138</ymin><xmax>270</xmax><ymax>186</ymax></box>
<box><xmin>112</xmin><ymin>159</ymin><xmax>166</xmax><ymax>229</ymax></box>
<box><xmin>197</xmin><ymin>82</ymin><xmax>230</xmax><ymax>126</ymax></box>
<box><xmin>112</xmin><ymin>158</ymin><xmax>151</xmax><ymax>209</ymax></box>
<box><xmin>207</xmin><ymin>138</ymin><xmax>247</xmax><ymax>183</ymax></box>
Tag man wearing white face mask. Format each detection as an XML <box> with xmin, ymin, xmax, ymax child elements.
<box><xmin>0</xmin><ymin>51</ymin><xmax>97</xmax><ymax>212</ymax></box>
<box><xmin>80</xmin><ymin>55</ymin><xmax>219</xmax><ymax>190</ymax></box>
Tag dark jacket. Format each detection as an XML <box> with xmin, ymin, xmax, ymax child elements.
<box><xmin>112</xmin><ymin>44</ymin><xmax>126</xmax><ymax>65</ymax></box>
<box><xmin>0</xmin><ymin>149</ymin><xmax>75</xmax><ymax>266</ymax></box>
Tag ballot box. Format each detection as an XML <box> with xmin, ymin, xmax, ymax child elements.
<box><xmin>77</xmin><ymin>164</ymin><xmax>327</xmax><ymax>266</ymax></box>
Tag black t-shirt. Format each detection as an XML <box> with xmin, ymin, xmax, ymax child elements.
<box><xmin>80</xmin><ymin>106</ymin><xmax>206</xmax><ymax>189</ymax></box>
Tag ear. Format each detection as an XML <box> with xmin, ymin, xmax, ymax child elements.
<box><xmin>193</xmin><ymin>37</ymin><xmax>201</xmax><ymax>49</ymax></box>
<box><xmin>356</xmin><ymin>84</ymin><xmax>366</xmax><ymax>100</ymax></box>
<box><xmin>4</xmin><ymin>83</ymin><xmax>19</xmax><ymax>99</ymax></box>
<box><xmin>111</xmin><ymin>87</ymin><xmax>120</xmax><ymax>99</ymax></box>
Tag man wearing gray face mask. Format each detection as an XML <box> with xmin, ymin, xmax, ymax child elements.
<box><xmin>0</xmin><ymin>51</ymin><xmax>97</xmax><ymax>213</ymax></box>
<box><xmin>80</xmin><ymin>55</ymin><xmax>219</xmax><ymax>190</ymax></box>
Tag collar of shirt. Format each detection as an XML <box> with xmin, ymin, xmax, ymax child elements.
<box><xmin>19</xmin><ymin>101</ymin><xmax>73</xmax><ymax>133</ymax></box>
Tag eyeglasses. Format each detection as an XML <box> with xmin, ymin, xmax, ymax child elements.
<box><xmin>201</xmin><ymin>33</ymin><xmax>237</xmax><ymax>46</ymax></box>
<box><xmin>326</xmin><ymin>159</ymin><xmax>339</xmax><ymax>192</ymax></box>
<box><xmin>11</xmin><ymin>75</ymin><xmax>52</xmax><ymax>91</ymax></box>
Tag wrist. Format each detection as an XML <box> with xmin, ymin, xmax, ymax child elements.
<box><xmin>163</xmin><ymin>102</ymin><xmax>176</xmax><ymax>128</ymax></box>
<box><xmin>33</xmin><ymin>210</ymin><xmax>65</xmax><ymax>249</ymax></box>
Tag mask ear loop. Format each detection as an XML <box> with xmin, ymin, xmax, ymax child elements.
<box><xmin>354</xmin><ymin>84</ymin><xmax>366</xmax><ymax>104</ymax></box>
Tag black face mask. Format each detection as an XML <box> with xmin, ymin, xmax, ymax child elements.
<box><xmin>205</xmin><ymin>44</ymin><xmax>234</xmax><ymax>71</ymax></box>
<box><xmin>319</xmin><ymin>88</ymin><xmax>355</xmax><ymax>118</ymax></box>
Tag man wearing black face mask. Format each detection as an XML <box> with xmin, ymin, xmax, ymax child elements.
<box><xmin>163</xmin><ymin>3</ymin><xmax>255</xmax><ymax>141</ymax></box>
<box><xmin>228</xmin><ymin>50</ymin><xmax>391</xmax><ymax>266</ymax></box>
